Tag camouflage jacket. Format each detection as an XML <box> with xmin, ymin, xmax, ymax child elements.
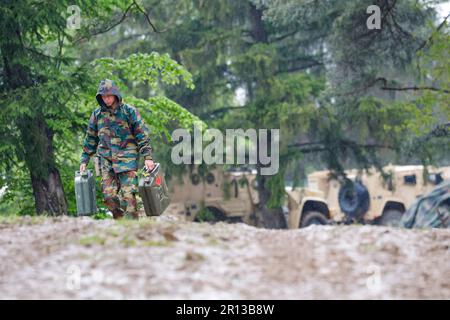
<box><xmin>80</xmin><ymin>79</ymin><xmax>153</xmax><ymax>173</ymax></box>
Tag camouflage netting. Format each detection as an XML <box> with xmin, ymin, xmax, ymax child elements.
<box><xmin>401</xmin><ymin>181</ymin><xmax>450</xmax><ymax>229</ymax></box>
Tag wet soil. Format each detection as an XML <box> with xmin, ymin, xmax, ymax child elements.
<box><xmin>0</xmin><ymin>215</ymin><xmax>449</xmax><ymax>299</ymax></box>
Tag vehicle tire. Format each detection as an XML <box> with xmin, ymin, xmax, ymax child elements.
<box><xmin>206</xmin><ymin>172</ymin><xmax>215</xmax><ymax>184</ymax></box>
<box><xmin>300</xmin><ymin>211</ymin><xmax>329</xmax><ymax>228</ymax></box>
<box><xmin>194</xmin><ymin>206</ymin><xmax>227</xmax><ymax>223</ymax></box>
<box><xmin>378</xmin><ymin>209</ymin><xmax>403</xmax><ymax>227</ymax></box>
<box><xmin>190</xmin><ymin>173</ymin><xmax>200</xmax><ymax>185</ymax></box>
<box><xmin>338</xmin><ymin>180</ymin><xmax>370</xmax><ymax>219</ymax></box>
<box><xmin>226</xmin><ymin>216</ymin><xmax>243</xmax><ymax>224</ymax></box>
<box><xmin>210</xmin><ymin>207</ymin><xmax>227</xmax><ymax>222</ymax></box>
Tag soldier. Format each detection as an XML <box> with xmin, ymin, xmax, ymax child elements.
<box><xmin>80</xmin><ymin>79</ymin><xmax>155</xmax><ymax>219</ymax></box>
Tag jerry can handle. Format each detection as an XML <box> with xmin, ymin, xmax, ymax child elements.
<box><xmin>143</xmin><ymin>162</ymin><xmax>160</xmax><ymax>176</ymax></box>
<box><xmin>76</xmin><ymin>170</ymin><xmax>89</xmax><ymax>177</ymax></box>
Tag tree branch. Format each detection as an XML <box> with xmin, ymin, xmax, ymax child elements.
<box><xmin>288</xmin><ymin>140</ymin><xmax>395</xmax><ymax>152</ymax></box>
<box><xmin>199</xmin><ymin>106</ymin><xmax>246</xmax><ymax>119</ymax></box>
<box><xmin>74</xmin><ymin>1</ymin><xmax>165</xmax><ymax>44</ymax></box>
<box><xmin>275</xmin><ymin>61</ymin><xmax>323</xmax><ymax>74</ymax></box>
<box><xmin>270</xmin><ymin>29</ymin><xmax>300</xmax><ymax>42</ymax></box>
<box><xmin>345</xmin><ymin>77</ymin><xmax>450</xmax><ymax>96</ymax></box>
<box><xmin>132</xmin><ymin>0</ymin><xmax>166</xmax><ymax>33</ymax></box>
<box><xmin>381</xmin><ymin>85</ymin><xmax>449</xmax><ymax>94</ymax></box>
<box><xmin>74</xmin><ymin>2</ymin><xmax>136</xmax><ymax>43</ymax></box>
<box><xmin>416</xmin><ymin>12</ymin><xmax>450</xmax><ymax>52</ymax></box>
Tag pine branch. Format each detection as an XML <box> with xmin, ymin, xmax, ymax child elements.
<box><xmin>345</xmin><ymin>77</ymin><xmax>450</xmax><ymax>96</ymax></box>
<box><xmin>416</xmin><ymin>12</ymin><xmax>450</xmax><ymax>52</ymax></box>
<box><xmin>74</xmin><ymin>2</ymin><xmax>135</xmax><ymax>43</ymax></box>
<box><xmin>381</xmin><ymin>85</ymin><xmax>449</xmax><ymax>94</ymax></box>
<box><xmin>132</xmin><ymin>0</ymin><xmax>166</xmax><ymax>33</ymax></box>
<box><xmin>199</xmin><ymin>106</ymin><xmax>246</xmax><ymax>119</ymax></box>
<box><xmin>74</xmin><ymin>1</ymin><xmax>165</xmax><ymax>44</ymax></box>
<box><xmin>288</xmin><ymin>140</ymin><xmax>395</xmax><ymax>152</ymax></box>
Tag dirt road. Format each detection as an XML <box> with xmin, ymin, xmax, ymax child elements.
<box><xmin>0</xmin><ymin>215</ymin><xmax>449</xmax><ymax>299</ymax></box>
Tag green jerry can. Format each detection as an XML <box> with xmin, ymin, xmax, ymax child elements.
<box><xmin>138</xmin><ymin>163</ymin><xmax>171</xmax><ymax>216</ymax></box>
<box><xmin>74</xmin><ymin>170</ymin><xmax>97</xmax><ymax>216</ymax></box>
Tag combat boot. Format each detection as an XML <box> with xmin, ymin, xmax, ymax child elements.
<box><xmin>112</xmin><ymin>208</ymin><xmax>125</xmax><ymax>219</ymax></box>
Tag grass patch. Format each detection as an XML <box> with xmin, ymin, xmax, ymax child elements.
<box><xmin>142</xmin><ymin>240</ymin><xmax>171</xmax><ymax>247</ymax></box>
<box><xmin>79</xmin><ymin>235</ymin><xmax>107</xmax><ymax>246</ymax></box>
<box><xmin>0</xmin><ymin>215</ymin><xmax>47</xmax><ymax>226</ymax></box>
<box><xmin>92</xmin><ymin>212</ymin><xmax>111</xmax><ymax>220</ymax></box>
<box><xmin>207</xmin><ymin>238</ymin><xmax>220</xmax><ymax>246</ymax></box>
<box><xmin>105</xmin><ymin>227</ymin><xmax>122</xmax><ymax>237</ymax></box>
<box><xmin>120</xmin><ymin>235</ymin><xmax>137</xmax><ymax>247</ymax></box>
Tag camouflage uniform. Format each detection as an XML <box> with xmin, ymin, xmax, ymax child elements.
<box><xmin>101</xmin><ymin>158</ymin><xmax>138</xmax><ymax>218</ymax></box>
<box><xmin>80</xmin><ymin>79</ymin><xmax>153</xmax><ymax>219</ymax></box>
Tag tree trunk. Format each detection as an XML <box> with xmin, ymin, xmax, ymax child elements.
<box><xmin>2</xmin><ymin>14</ymin><xmax>68</xmax><ymax>215</ymax></box>
<box><xmin>248</xmin><ymin>3</ymin><xmax>286</xmax><ymax>229</ymax></box>
<box><xmin>249</xmin><ymin>3</ymin><xmax>268</xmax><ymax>43</ymax></box>
<box><xmin>255</xmin><ymin>131</ymin><xmax>287</xmax><ymax>229</ymax></box>
<box><xmin>18</xmin><ymin>116</ymin><xmax>68</xmax><ymax>215</ymax></box>
<box><xmin>30</xmin><ymin>168</ymin><xmax>68</xmax><ymax>215</ymax></box>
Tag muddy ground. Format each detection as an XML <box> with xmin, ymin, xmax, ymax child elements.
<box><xmin>0</xmin><ymin>215</ymin><xmax>449</xmax><ymax>299</ymax></box>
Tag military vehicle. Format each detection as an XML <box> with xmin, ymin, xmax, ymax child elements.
<box><xmin>164</xmin><ymin>166</ymin><xmax>259</xmax><ymax>224</ymax></box>
<box><xmin>285</xmin><ymin>164</ymin><xmax>450</xmax><ymax>228</ymax></box>
<box><xmin>162</xmin><ymin>164</ymin><xmax>450</xmax><ymax>228</ymax></box>
<box><xmin>401</xmin><ymin>181</ymin><xmax>450</xmax><ymax>229</ymax></box>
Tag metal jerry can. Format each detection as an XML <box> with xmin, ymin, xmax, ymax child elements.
<box><xmin>138</xmin><ymin>163</ymin><xmax>171</xmax><ymax>216</ymax></box>
<box><xmin>74</xmin><ymin>170</ymin><xmax>97</xmax><ymax>216</ymax></box>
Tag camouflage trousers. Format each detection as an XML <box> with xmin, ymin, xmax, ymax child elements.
<box><xmin>100</xmin><ymin>158</ymin><xmax>138</xmax><ymax>219</ymax></box>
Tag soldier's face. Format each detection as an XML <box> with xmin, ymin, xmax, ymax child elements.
<box><xmin>102</xmin><ymin>95</ymin><xmax>116</xmax><ymax>107</ymax></box>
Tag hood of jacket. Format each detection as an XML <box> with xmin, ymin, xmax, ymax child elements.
<box><xmin>96</xmin><ymin>79</ymin><xmax>123</xmax><ymax>109</ymax></box>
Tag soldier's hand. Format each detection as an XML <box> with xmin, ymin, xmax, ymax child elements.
<box><xmin>145</xmin><ymin>159</ymin><xmax>155</xmax><ymax>172</ymax></box>
<box><xmin>80</xmin><ymin>163</ymin><xmax>86</xmax><ymax>173</ymax></box>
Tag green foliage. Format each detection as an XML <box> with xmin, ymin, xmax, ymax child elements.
<box><xmin>93</xmin><ymin>52</ymin><xmax>195</xmax><ymax>90</ymax></box>
<box><xmin>222</xmin><ymin>180</ymin><xmax>231</xmax><ymax>201</ymax></box>
<box><xmin>126</xmin><ymin>95</ymin><xmax>203</xmax><ymax>141</ymax></box>
<box><xmin>1</xmin><ymin>0</ymin><xmax>448</xmax><ymax>219</ymax></box>
<box><xmin>92</xmin><ymin>212</ymin><xmax>110</xmax><ymax>220</ymax></box>
<box><xmin>266</xmin><ymin>167</ymin><xmax>286</xmax><ymax>209</ymax></box>
<box><xmin>0</xmin><ymin>164</ymin><xmax>36</xmax><ymax>216</ymax></box>
<box><xmin>195</xmin><ymin>207</ymin><xmax>216</xmax><ymax>222</ymax></box>
<box><xmin>0</xmin><ymin>1</ymin><xmax>202</xmax><ymax>215</ymax></box>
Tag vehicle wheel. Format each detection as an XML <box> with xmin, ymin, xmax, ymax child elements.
<box><xmin>226</xmin><ymin>216</ymin><xmax>243</xmax><ymax>224</ymax></box>
<box><xmin>206</xmin><ymin>172</ymin><xmax>215</xmax><ymax>184</ymax></box>
<box><xmin>190</xmin><ymin>173</ymin><xmax>201</xmax><ymax>185</ymax></box>
<box><xmin>338</xmin><ymin>180</ymin><xmax>370</xmax><ymax>219</ymax></box>
<box><xmin>378</xmin><ymin>209</ymin><xmax>403</xmax><ymax>227</ymax></box>
<box><xmin>194</xmin><ymin>207</ymin><xmax>227</xmax><ymax>223</ymax></box>
<box><xmin>210</xmin><ymin>207</ymin><xmax>227</xmax><ymax>222</ymax></box>
<box><xmin>300</xmin><ymin>211</ymin><xmax>329</xmax><ymax>228</ymax></box>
